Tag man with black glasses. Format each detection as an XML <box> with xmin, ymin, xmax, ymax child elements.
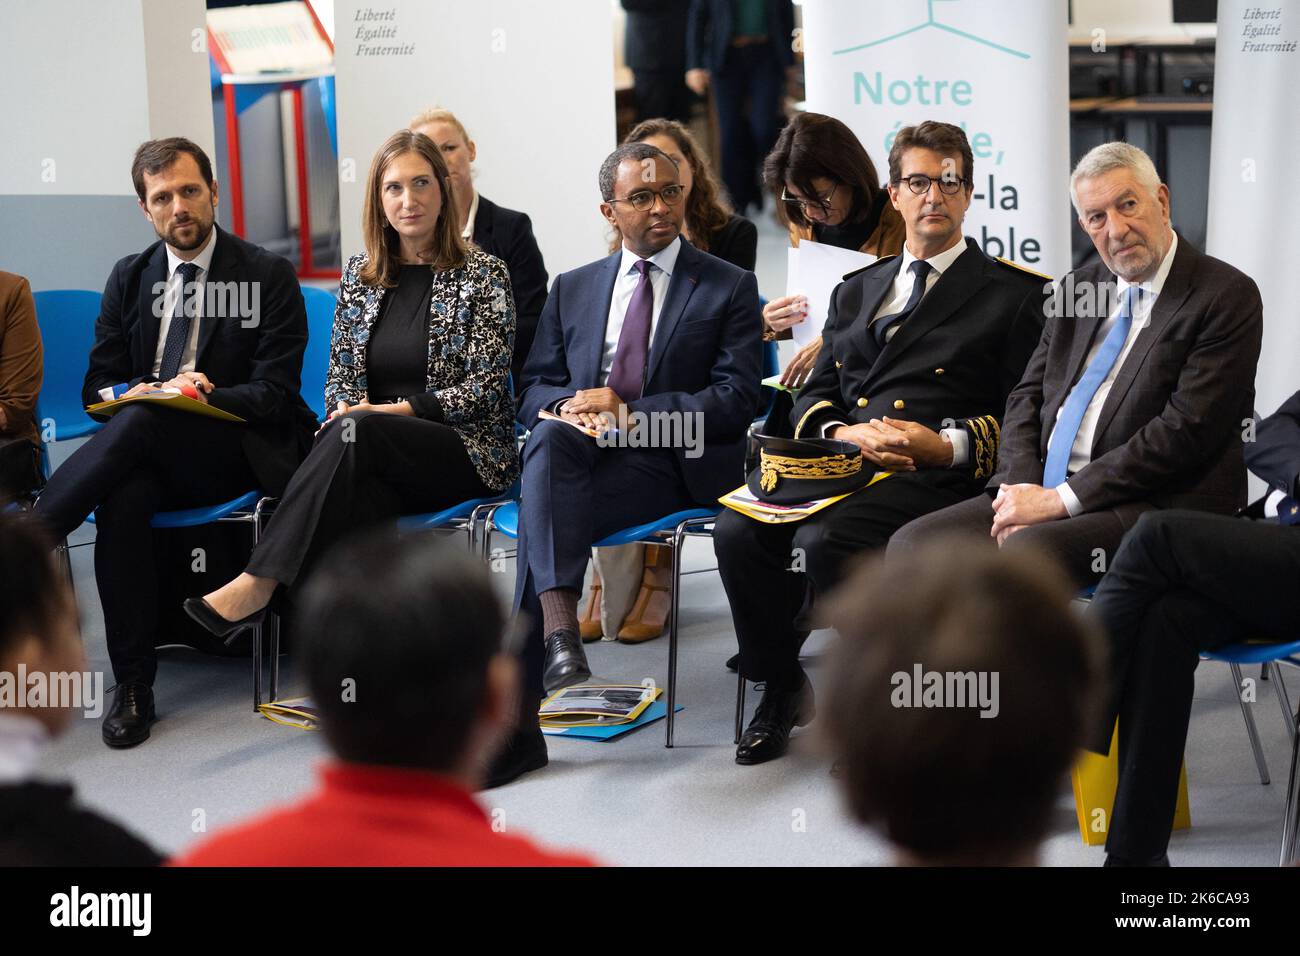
<box><xmin>715</xmin><ymin>121</ymin><xmax>1047</xmax><ymax>766</ymax></box>
<box><xmin>494</xmin><ymin>142</ymin><xmax>762</xmax><ymax>785</ymax></box>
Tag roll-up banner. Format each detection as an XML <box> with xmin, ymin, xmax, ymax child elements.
<box><xmin>800</xmin><ymin>0</ymin><xmax>1071</xmax><ymax>277</ymax></box>
<box><xmin>1207</xmin><ymin>0</ymin><xmax>1299</xmax><ymax>418</ymax></box>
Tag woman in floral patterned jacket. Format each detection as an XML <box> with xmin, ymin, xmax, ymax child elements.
<box><xmin>184</xmin><ymin>129</ymin><xmax>519</xmax><ymax>638</ymax></box>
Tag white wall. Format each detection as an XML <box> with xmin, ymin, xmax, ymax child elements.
<box><xmin>332</xmin><ymin>0</ymin><xmax>617</xmax><ymax>278</ymax></box>
<box><xmin>0</xmin><ymin>0</ymin><xmax>211</xmax><ymax>197</ymax></box>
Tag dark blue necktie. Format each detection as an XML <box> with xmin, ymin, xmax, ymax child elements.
<box><xmin>873</xmin><ymin>259</ymin><xmax>933</xmax><ymax>346</ymax></box>
<box><xmin>159</xmin><ymin>261</ymin><xmax>200</xmax><ymax>381</ymax></box>
<box><xmin>1043</xmin><ymin>285</ymin><xmax>1139</xmax><ymax>487</ymax></box>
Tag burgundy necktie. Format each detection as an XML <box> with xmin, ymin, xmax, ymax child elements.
<box><xmin>606</xmin><ymin>259</ymin><xmax>654</xmax><ymax>400</ymax></box>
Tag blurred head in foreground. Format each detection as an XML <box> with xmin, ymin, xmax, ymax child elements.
<box><xmin>822</xmin><ymin>539</ymin><xmax>1104</xmax><ymax>866</ymax></box>
<box><xmin>297</xmin><ymin>530</ymin><xmax>520</xmax><ymax>786</ymax></box>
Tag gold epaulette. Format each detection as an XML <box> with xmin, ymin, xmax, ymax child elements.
<box><xmin>793</xmin><ymin>400</ymin><xmax>835</xmax><ymax>439</ymax></box>
<box><xmin>995</xmin><ymin>257</ymin><xmax>1052</xmax><ymax>281</ymax></box>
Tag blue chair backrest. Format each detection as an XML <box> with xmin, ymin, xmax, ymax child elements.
<box><xmin>32</xmin><ymin>290</ymin><xmax>104</xmax><ymax>450</ymax></box>
<box><xmin>300</xmin><ymin>286</ymin><xmax>337</xmax><ymax>421</ymax></box>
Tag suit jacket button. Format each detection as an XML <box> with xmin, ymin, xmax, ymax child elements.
<box><xmin>836</xmin><ymin>361</ymin><xmax>843</xmax><ymax>368</ymax></box>
<box><xmin>857</xmin><ymin>397</ymin><xmax>868</xmax><ymax>408</ymax></box>
<box><xmin>935</xmin><ymin>368</ymin><xmax>945</xmax><ymax>375</ymax></box>
<box><xmin>893</xmin><ymin>399</ymin><xmax>905</xmax><ymax>410</ymax></box>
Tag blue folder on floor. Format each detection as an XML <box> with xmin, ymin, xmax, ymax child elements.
<box><xmin>540</xmin><ymin>700</ymin><xmax>683</xmax><ymax>740</ymax></box>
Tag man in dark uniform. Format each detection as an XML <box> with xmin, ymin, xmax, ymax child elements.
<box><xmin>714</xmin><ymin>121</ymin><xmax>1047</xmax><ymax>765</ymax></box>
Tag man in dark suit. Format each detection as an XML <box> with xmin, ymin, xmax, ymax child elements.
<box><xmin>33</xmin><ymin>138</ymin><xmax>314</xmax><ymax>748</ymax></box>
<box><xmin>622</xmin><ymin>0</ymin><xmax>693</xmax><ymax>124</ymax></box>
<box><xmin>890</xmin><ymin>142</ymin><xmax>1264</xmax><ymax>584</ymax></box>
<box><xmin>492</xmin><ymin>142</ymin><xmax>762</xmax><ymax>785</ymax></box>
<box><xmin>686</xmin><ymin>0</ymin><xmax>795</xmax><ymax>213</ymax></box>
<box><xmin>715</xmin><ymin>122</ymin><xmax>1046</xmax><ymax>765</ymax></box>
<box><xmin>1086</xmin><ymin>390</ymin><xmax>1300</xmax><ymax>866</ymax></box>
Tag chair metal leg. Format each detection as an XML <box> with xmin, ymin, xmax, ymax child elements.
<box><xmin>252</xmin><ymin>621</ymin><xmax>264</xmax><ymax>711</ymax></box>
<box><xmin>1280</xmin><ymin>704</ymin><xmax>1300</xmax><ymax>865</ymax></box>
<box><xmin>268</xmin><ymin>612</ymin><xmax>281</xmax><ymax>703</ymax></box>
<box><xmin>665</xmin><ymin>521</ymin><xmax>687</xmax><ymax>748</ymax></box>
<box><xmin>1231</xmin><ymin>662</ymin><xmax>1270</xmax><ymax>785</ymax></box>
<box><xmin>734</xmin><ymin>670</ymin><xmax>747</xmax><ymax>745</ymax></box>
<box><xmin>1269</xmin><ymin>661</ymin><xmax>1296</xmax><ymax>740</ymax></box>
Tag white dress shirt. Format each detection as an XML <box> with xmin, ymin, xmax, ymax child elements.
<box><xmin>0</xmin><ymin>712</ymin><xmax>49</xmax><ymax>784</ymax></box>
<box><xmin>1053</xmin><ymin>233</ymin><xmax>1179</xmax><ymax>516</ymax></box>
<box><xmin>461</xmin><ymin>190</ymin><xmax>481</xmax><ymax>241</ymax></box>
<box><xmin>599</xmin><ymin>236</ymin><xmax>682</xmax><ymax>385</ymax></box>
<box><xmin>824</xmin><ymin>238</ymin><xmax>972</xmax><ymax>467</ymax></box>
<box><xmin>98</xmin><ymin>230</ymin><xmax>217</xmax><ymax>402</ymax></box>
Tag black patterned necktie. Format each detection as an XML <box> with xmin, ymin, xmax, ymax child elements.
<box><xmin>159</xmin><ymin>261</ymin><xmax>200</xmax><ymax>381</ymax></box>
<box><xmin>873</xmin><ymin>259</ymin><xmax>933</xmax><ymax>346</ymax></box>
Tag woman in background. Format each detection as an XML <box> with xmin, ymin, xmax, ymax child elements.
<box><xmin>411</xmin><ymin>107</ymin><xmax>548</xmax><ymax>385</ymax></box>
<box><xmin>761</xmin><ymin>112</ymin><xmax>905</xmax><ymax>390</ymax></box>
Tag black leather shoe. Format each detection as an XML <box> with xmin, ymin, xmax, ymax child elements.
<box><xmin>483</xmin><ymin>721</ymin><xmax>549</xmax><ymax>789</ymax></box>
<box><xmin>102</xmin><ymin>683</ymin><xmax>156</xmax><ymax>748</ymax></box>
<box><xmin>1103</xmin><ymin>852</ymin><xmax>1171</xmax><ymax>867</ymax></box>
<box><xmin>183</xmin><ymin>596</ymin><xmax>266</xmax><ymax>646</ymax></box>
<box><xmin>542</xmin><ymin>628</ymin><xmax>590</xmax><ymax>693</ymax></box>
<box><xmin>735</xmin><ymin>679</ymin><xmax>814</xmax><ymax>765</ymax></box>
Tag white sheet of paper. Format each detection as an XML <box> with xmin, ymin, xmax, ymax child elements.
<box><xmin>786</xmin><ymin>241</ymin><xmax>876</xmax><ymax>347</ymax></box>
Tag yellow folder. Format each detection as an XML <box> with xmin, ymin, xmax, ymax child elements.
<box><xmin>85</xmin><ymin>390</ymin><xmax>244</xmax><ymax>424</ymax></box>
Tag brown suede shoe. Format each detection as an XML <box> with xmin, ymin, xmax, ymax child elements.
<box><xmin>579</xmin><ymin>567</ymin><xmax>603</xmax><ymax>642</ymax></box>
<box><xmin>617</xmin><ymin>544</ymin><xmax>672</xmax><ymax>643</ymax></box>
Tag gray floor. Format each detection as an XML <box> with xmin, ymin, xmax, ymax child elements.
<box><xmin>34</xmin><ymin>212</ymin><xmax>1300</xmax><ymax>866</ymax></box>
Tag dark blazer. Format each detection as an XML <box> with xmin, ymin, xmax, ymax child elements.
<box><xmin>702</xmin><ymin>213</ymin><xmax>758</xmax><ymax>271</ymax></box>
<box><xmin>992</xmin><ymin>235</ymin><xmax>1263</xmax><ymax>519</ymax></box>
<box><xmin>687</xmin><ymin>0</ymin><xmax>796</xmax><ymax>73</ymax></box>
<box><xmin>327</xmin><ymin>246</ymin><xmax>519</xmax><ymax>493</ymax></box>
<box><xmin>518</xmin><ymin>237</ymin><xmax>763</xmax><ymax>503</ymax></box>
<box><xmin>472</xmin><ymin>195</ymin><xmax>549</xmax><ymax>385</ymax></box>
<box><xmin>0</xmin><ymin>781</ymin><xmax>162</xmax><ymax>866</ymax></box>
<box><xmin>622</xmin><ymin>0</ymin><xmax>691</xmax><ymax>74</ymax></box>
<box><xmin>793</xmin><ymin>239</ymin><xmax>1046</xmax><ymax>485</ymax></box>
<box><xmin>1246</xmin><ymin>390</ymin><xmax>1300</xmax><ymax>498</ymax></box>
<box><xmin>82</xmin><ymin>226</ymin><xmax>315</xmax><ymax>497</ymax></box>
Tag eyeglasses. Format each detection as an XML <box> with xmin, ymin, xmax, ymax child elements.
<box><xmin>609</xmin><ymin>183</ymin><xmax>685</xmax><ymax>211</ymax></box>
<box><xmin>894</xmin><ymin>174</ymin><xmax>970</xmax><ymax>196</ymax></box>
<box><xmin>781</xmin><ymin>183</ymin><xmax>838</xmax><ymax>214</ymax></box>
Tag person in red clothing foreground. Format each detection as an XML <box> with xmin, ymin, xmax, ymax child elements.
<box><xmin>173</xmin><ymin>531</ymin><xmax>597</xmax><ymax>867</ymax></box>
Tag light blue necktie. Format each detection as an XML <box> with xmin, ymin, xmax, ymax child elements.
<box><xmin>1042</xmin><ymin>285</ymin><xmax>1139</xmax><ymax>487</ymax></box>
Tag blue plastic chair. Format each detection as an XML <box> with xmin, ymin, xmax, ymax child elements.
<box><xmin>84</xmin><ymin>490</ymin><xmax>277</xmax><ymax>707</ymax></box>
<box><xmin>299</xmin><ymin>286</ymin><xmax>337</xmax><ymax>421</ymax></box>
<box><xmin>32</xmin><ymin>290</ymin><xmax>105</xmax><ymax>453</ymax></box>
<box><xmin>396</xmin><ymin>480</ymin><xmax>521</xmax><ymax>553</ymax></box>
<box><xmin>482</xmin><ymin>499</ymin><xmax>720</xmax><ymax>747</ymax></box>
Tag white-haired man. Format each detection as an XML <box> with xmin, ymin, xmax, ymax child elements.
<box><xmin>890</xmin><ymin>141</ymin><xmax>1263</xmax><ymax>589</ymax></box>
